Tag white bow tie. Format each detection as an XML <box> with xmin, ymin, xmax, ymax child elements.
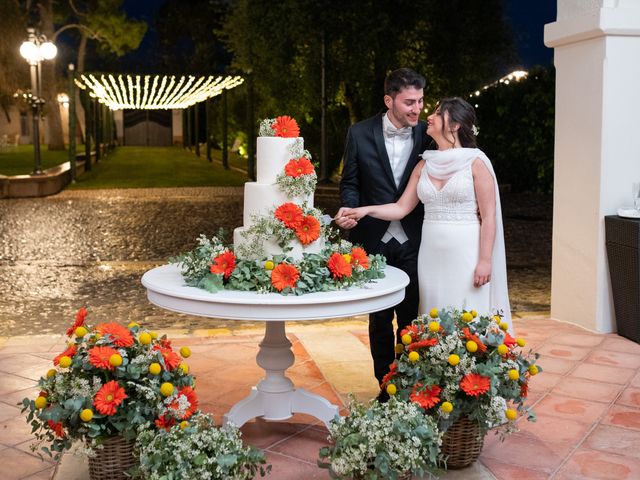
<box><xmin>384</xmin><ymin>125</ymin><xmax>412</xmax><ymax>139</ymax></box>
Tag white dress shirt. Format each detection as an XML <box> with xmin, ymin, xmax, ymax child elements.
<box><xmin>381</xmin><ymin>112</ymin><xmax>413</xmax><ymax>244</ymax></box>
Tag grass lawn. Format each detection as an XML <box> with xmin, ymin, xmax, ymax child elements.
<box><xmin>0</xmin><ymin>145</ymin><xmax>71</xmax><ymax>176</ymax></box>
<box><xmin>68</xmin><ymin>146</ymin><xmax>247</xmax><ymax>189</ymax></box>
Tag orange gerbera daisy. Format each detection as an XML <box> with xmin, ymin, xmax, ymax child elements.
<box><xmin>520</xmin><ymin>380</ymin><xmax>529</xmax><ymax>398</ymax></box>
<box><xmin>53</xmin><ymin>344</ymin><xmax>78</xmax><ymax>366</ymax></box>
<box><xmin>155</xmin><ymin>414</ymin><xmax>176</xmax><ymax>431</ymax></box>
<box><xmin>210</xmin><ymin>251</ymin><xmax>236</xmax><ymax>279</ymax></box>
<box><xmin>503</xmin><ymin>332</ymin><xmax>517</xmax><ymax>348</ymax></box>
<box><xmin>96</xmin><ymin>323</ymin><xmax>134</xmax><ymax>347</ymax></box>
<box><xmin>47</xmin><ymin>420</ymin><xmax>65</xmax><ymax>438</ymax></box>
<box><xmin>349</xmin><ymin>247</ymin><xmax>369</xmax><ymax>269</ymax></box>
<box><xmin>66</xmin><ymin>307</ymin><xmax>88</xmax><ymax>336</ymax></box>
<box><xmin>410</xmin><ymin>383</ymin><xmax>442</xmax><ymax>409</ymax></box>
<box><xmin>153</xmin><ymin>345</ymin><xmax>181</xmax><ymax>371</ymax></box>
<box><xmin>380</xmin><ymin>363</ymin><xmax>397</xmax><ymax>388</ymax></box>
<box><xmin>400</xmin><ymin>324</ymin><xmax>424</xmax><ymax>342</ymax></box>
<box><xmin>272</xmin><ymin>115</ymin><xmax>300</xmax><ymax>138</ymax></box>
<box><xmin>460</xmin><ymin>373</ymin><xmax>491</xmax><ymax>397</ymax></box>
<box><xmin>327</xmin><ymin>252</ymin><xmax>352</xmax><ymax>279</ymax></box>
<box><xmin>274</xmin><ymin>203</ymin><xmax>304</xmax><ymax>228</ymax></box>
<box><xmin>284</xmin><ymin>157</ymin><xmax>314</xmax><ymax>177</ymax></box>
<box><xmin>461</xmin><ymin>327</ymin><xmax>487</xmax><ymax>353</ymax></box>
<box><xmin>170</xmin><ymin>386</ymin><xmax>198</xmax><ymax>419</ymax></box>
<box><xmin>94</xmin><ymin>380</ymin><xmax>127</xmax><ymax>415</ymax></box>
<box><xmin>407</xmin><ymin>338</ymin><xmax>439</xmax><ymax>352</ymax></box>
<box><xmin>271</xmin><ymin>263</ymin><xmax>300</xmax><ymax>291</ymax></box>
<box><xmin>88</xmin><ymin>346</ymin><xmax>120</xmax><ymax>370</ymax></box>
<box><xmin>295</xmin><ymin>215</ymin><xmax>321</xmax><ymax>245</ymax></box>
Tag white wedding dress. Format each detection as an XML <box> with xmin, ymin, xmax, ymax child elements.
<box><xmin>417</xmin><ymin>164</ymin><xmax>490</xmax><ymax>314</ymax></box>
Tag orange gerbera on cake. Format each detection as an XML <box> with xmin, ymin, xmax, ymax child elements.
<box><xmin>460</xmin><ymin>373</ymin><xmax>491</xmax><ymax>397</ymax></box>
<box><xmin>210</xmin><ymin>251</ymin><xmax>236</xmax><ymax>279</ymax></box>
<box><xmin>327</xmin><ymin>252</ymin><xmax>353</xmax><ymax>279</ymax></box>
<box><xmin>271</xmin><ymin>263</ymin><xmax>300</xmax><ymax>291</ymax></box>
<box><xmin>88</xmin><ymin>346</ymin><xmax>120</xmax><ymax>370</ymax></box>
<box><xmin>94</xmin><ymin>380</ymin><xmax>127</xmax><ymax>415</ymax></box>
<box><xmin>284</xmin><ymin>157</ymin><xmax>314</xmax><ymax>177</ymax></box>
<box><xmin>95</xmin><ymin>323</ymin><xmax>135</xmax><ymax>347</ymax></box>
<box><xmin>272</xmin><ymin>115</ymin><xmax>300</xmax><ymax>138</ymax></box>
<box><xmin>295</xmin><ymin>215</ymin><xmax>321</xmax><ymax>245</ymax></box>
<box><xmin>349</xmin><ymin>247</ymin><xmax>369</xmax><ymax>269</ymax></box>
<box><xmin>274</xmin><ymin>203</ymin><xmax>304</xmax><ymax>228</ymax></box>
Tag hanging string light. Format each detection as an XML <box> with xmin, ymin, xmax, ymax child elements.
<box><xmin>75</xmin><ymin>74</ymin><xmax>244</xmax><ymax>110</ymax></box>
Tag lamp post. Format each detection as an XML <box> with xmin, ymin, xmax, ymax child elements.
<box><xmin>19</xmin><ymin>28</ymin><xmax>57</xmax><ymax>175</ymax></box>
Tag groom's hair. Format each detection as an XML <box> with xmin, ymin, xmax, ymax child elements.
<box><xmin>384</xmin><ymin>68</ymin><xmax>426</xmax><ymax>98</ymax></box>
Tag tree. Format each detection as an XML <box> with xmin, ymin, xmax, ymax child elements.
<box><xmin>0</xmin><ymin>1</ymin><xmax>28</xmax><ymax>123</ymax></box>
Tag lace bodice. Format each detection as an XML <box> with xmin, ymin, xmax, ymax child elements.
<box><xmin>417</xmin><ymin>165</ymin><xmax>479</xmax><ymax>223</ymax></box>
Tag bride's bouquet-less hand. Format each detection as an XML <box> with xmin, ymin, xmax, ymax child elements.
<box><xmin>382</xmin><ymin>308</ymin><xmax>541</xmax><ymax>437</ymax></box>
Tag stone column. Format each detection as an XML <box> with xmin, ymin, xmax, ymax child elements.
<box><xmin>545</xmin><ymin>0</ymin><xmax>640</xmax><ymax>332</ymax></box>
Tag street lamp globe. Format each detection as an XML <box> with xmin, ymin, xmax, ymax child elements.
<box><xmin>40</xmin><ymin>42</ymin><xmax>57</xmax><ymax>60</ymax></box>
<box><xmin>19</xmin><ymin>41</ymin><xmax>39</xmax><ymax>63</ymax></box>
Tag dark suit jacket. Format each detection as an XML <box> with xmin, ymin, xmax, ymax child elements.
<box><xmin>339</xmin><ymin>113</ymin><xmax>429</xmax><ymax>254</ymax></box>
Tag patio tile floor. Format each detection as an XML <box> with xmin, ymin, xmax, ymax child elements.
<box><xmin>1</xmin><ymin>314</ymin><xmax>639</xmax><ymax>479</ymax></box>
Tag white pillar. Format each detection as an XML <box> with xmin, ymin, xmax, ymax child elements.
<box><xmin>545</xmin><ymin>0</ymin><xmax>640</xmax><ymax>332</ymax></box>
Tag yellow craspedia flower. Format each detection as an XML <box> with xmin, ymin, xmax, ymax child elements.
<box><xmin>59</xmin><ymin>356</ymin><xmax>72</xmax><ymax>368</ymax></box>
<box><xmin>34</xmin><ymin>396</ymin><xmax>47</xmax><ymax>409</ymax></box>
<box><xmin>466</xmin><ymin>340</ymin><xmax>478</xmax><ymax>353</ymax></box>
<box><xmin>148</xmin><ymin>363</ymin><xmax>162</xmax><ymax>375</ymax></box>
<box><xmin>264</xmin><ymin>260</ymin><xmax>275</xmax><ymax>270</ymax></box>
<box><xmin>150</xmin><ymin>331</ymin><xmax>158</xmax><ymax>340</ymax></box>
<box><xmin>408</xmin><ymin>351</ymin><xmax>420</xmax><ymax>363</ymax></box>
<box><xmin>394</xmin><ymin>343</ymin><xmax>405</xmax><ymax>354</ymax></box>
<box><xmin>401</xmin><ymin>334</ymin><xmax>413</xmax><ymax>345</ymax></box>
<box><xmin>109</xmin><ymin>353</ymin><xmax>123</xmax><ymax>367</ymax></box>
<box><xmin>386</xmin><ymin>384</ymin><xmax>397</xmax><ymax>395</ymax></box>
<box><xmin>528</xmin><ymin>365</ymin><xmax>539</xmax><ymax>376</ymax></box>
<box><xmin>180</xmin><ymin>421</ymin><xmax>189</xmax><ymax>430</ymax></box>
<box><xmin>138</xmin><ymin>333</ymin><xmax>152</xmax><ymax>345</ymax></box>
<box><xmin>428</xmin><ymin>321</ymin><xmax>440</xmax><ymax>333</ymax></box>
<box><xmin>75</xmin><ymin>326</ymin><xmax>88</xmax><ymax>337</ymax></box>
<box><xmin>80</xmin><ymin>409</ymin><xmax>93</xmax><ymax>422</ymax></box>
<box><xmin>517</xmin><ymin>338</ymin><xmax>526</xmax><ymax>347</ymax></box>
<box><xmin>493</xmin><ymin>315</ymin><xmax>502</xmax><ymax>323</ymax></box>
<box><xmin>461</xmin><ymin>312</ymin><xmax>473</xmax><ymax>323</ymax></box>
<box><xmin>342</xmin><ymin>253</ymin><xmax>351</xmax><ymax>263</ymax></box>
<box><xmin>160</xmin><ymin>382</ymin><xmax>174</xmax><ymax>397</ymax></box>
<box><xmin>180</xmin><ymin>347</ymin><xmax>191</xmax><ymax>358</ymax></box>
<box><xmin>179</xmin><ymin>363</ymin><xmax>189</xmax><ymax>374</ymax></box>
<box><xmin>499</xmin><ymin>322</ymin><xmax>509</xmax><ymax>331</ymax></box>
<box><xmin>128</xmin><ymin>321</ymin><xmax>140</xmax><ymax>329</ymax></box>
<box><xmin>505</xmin><ymin>409</ymin><xmax>518</xmax><ymax>421</ymax></box>
<box><xmin>46</xmin><ymin>368</ymin><xmax>57</xmax><ymax>378</ymax></box>
<box><xmin>440</xmin><ymin>401</ymin><xmax>453</xmax><ymax>413</ymax></box>
<box><xmin>471</xmin><ymin>310</ymin><xmax>478</xmax><ymax>318</ymax></box>
<box><xmin>497</xmin><ymin>344</ymin><xmax>508</xmax><ymax>356</ymax></box>
<box><xmin>429</xmin><ymin>308</ymin><xmax>439</xmax><ymax>319</ymax></box>
<box><xmin>448</xmin><ymin>354</ymin><xmax>460</xmax><ymax>366</ymax></box>
<box><xmin>508</xmin><ymin>369</ymin><xmax>520</xmax><ymax>380</ymax></box>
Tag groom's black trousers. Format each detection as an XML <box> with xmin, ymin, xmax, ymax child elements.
<box><xmin>368</xmin><ymin>237</ymin><xmax>420</xmax><ymax>384</ymax></box>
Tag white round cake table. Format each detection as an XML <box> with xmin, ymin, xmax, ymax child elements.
<box><xmin>141</xmin><ymin>263</ymin><xmax>409</xmax><ymax>428</ymax></box>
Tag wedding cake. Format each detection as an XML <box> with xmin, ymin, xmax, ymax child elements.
<box><xmin>232</xmin><ymin>116</ymin><xmax>325</xmax><ymax>260</ymax></box>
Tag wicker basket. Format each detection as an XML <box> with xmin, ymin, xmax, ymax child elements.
<box><xmin>88</xmin><ymin>436</ymin><xmax>137</xmax><ymax>480</ymax></box>
<box><xmin>440</xmin><ymin>417</ymin><xmax>485</xmax><ymax>469</ymax></box>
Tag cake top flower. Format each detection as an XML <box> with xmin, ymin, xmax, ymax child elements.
<box><xmin>258</xmin><ymin>115</ymin><xmax>300</xmax><ymax>138</ymax></box>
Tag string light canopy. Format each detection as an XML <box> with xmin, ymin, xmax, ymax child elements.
<box><xmin>74</xmin><ymin>74</ymin><xmax>244</xmax><ymax>110</ymax></box>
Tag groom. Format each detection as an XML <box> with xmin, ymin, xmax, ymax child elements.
<box><xmin>336</xmin><ymin>68</ymin><xmax>429</xmax><ymax>400</ymax></box>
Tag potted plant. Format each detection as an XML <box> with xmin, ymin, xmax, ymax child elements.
<box><xmin>136</xmin><ymin>411</ymin><xmax>270</xmax><ymax>479</ymax></box>
<box><xmin>318</xmin><ymin>396</ymin><xmax>442</xmax><ymax>479</ymax></box>
<box><xmin>21</xmin><ymin>307</ymin><xmax>197</xmax><ymax>479</ymax></box>
<box><xmin>381</xmin><ymin>308</ymin><xmax>541</xmax><ymax>469</ymax></box>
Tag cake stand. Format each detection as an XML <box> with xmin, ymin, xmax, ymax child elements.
<box><xmin>141</xmin><ymin>264</ymin><xmax>409</xmax><ymax>428</ymax></box>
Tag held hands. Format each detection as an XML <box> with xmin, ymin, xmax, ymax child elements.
<box><xmin>474</xmin><ymin>259</ymin><xmax>492</xmax><ymax>287</ymax></box>
<box><xmin>334</xmin><ymin>207</ymin><xmax>367</xmax><ymax>229</ymax></box>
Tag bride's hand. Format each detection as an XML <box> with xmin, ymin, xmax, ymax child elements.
<box><xmin>334</xmin><ymin>207</ymin><xmax>358</xmax><ymax>229</ymax></box>
<box><xmin>474</xmin><ymin>260</ymin><xmax>492</xmax><ymax>287</ymax></box>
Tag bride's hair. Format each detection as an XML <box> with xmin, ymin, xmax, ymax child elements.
<box><xmin>437</xmin><ymin>97</ymin><xmax>478</xmax><ymax>148</ymax></box>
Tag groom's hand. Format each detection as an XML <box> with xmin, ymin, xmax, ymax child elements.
<box><xmin>335</xmin><ymin>207</ymin><xmax>358</xmax><ymax>230</ymax></box>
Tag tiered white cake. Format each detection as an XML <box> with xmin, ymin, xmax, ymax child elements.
<box><xmin>233</xmin><ymin>135</ymin><xmax>324</xmax><ymax>260</ymax></box>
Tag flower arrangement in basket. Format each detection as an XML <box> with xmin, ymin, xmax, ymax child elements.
<box><xmin>318</xmin><ymin>396</ymin><xmax>442</xmax><ymax>480</ymax></box>
<box><xmin>136</xmin><ymin>411</ymin><xmax>270</xmax><ymax>479</ymax></box>
<box><xmin>381</xmin><ymin>308</ymin><xmax>541</xmax><ymax>468</ymax></box>
<box><xmin>21</xmin><ymin>307</ymin><xmax>196</xmax><ymax>462</ymax></box>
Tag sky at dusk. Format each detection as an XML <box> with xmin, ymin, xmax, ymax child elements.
<box><xmin>122</xmin><ymin>0</ymin><xmax>558</xmax><ymax>70</ymax></box>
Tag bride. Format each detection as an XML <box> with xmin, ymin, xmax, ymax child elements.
<box><xmin>338</xmin><ymin>97</ymin><xmax>512</xmax><ymax>331</ymax></box>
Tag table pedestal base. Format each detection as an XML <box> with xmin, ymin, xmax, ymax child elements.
<box><xmin>222</xmin><ymin>321</ymin><xmax>339</xmax><ymax>429</ymax></box>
